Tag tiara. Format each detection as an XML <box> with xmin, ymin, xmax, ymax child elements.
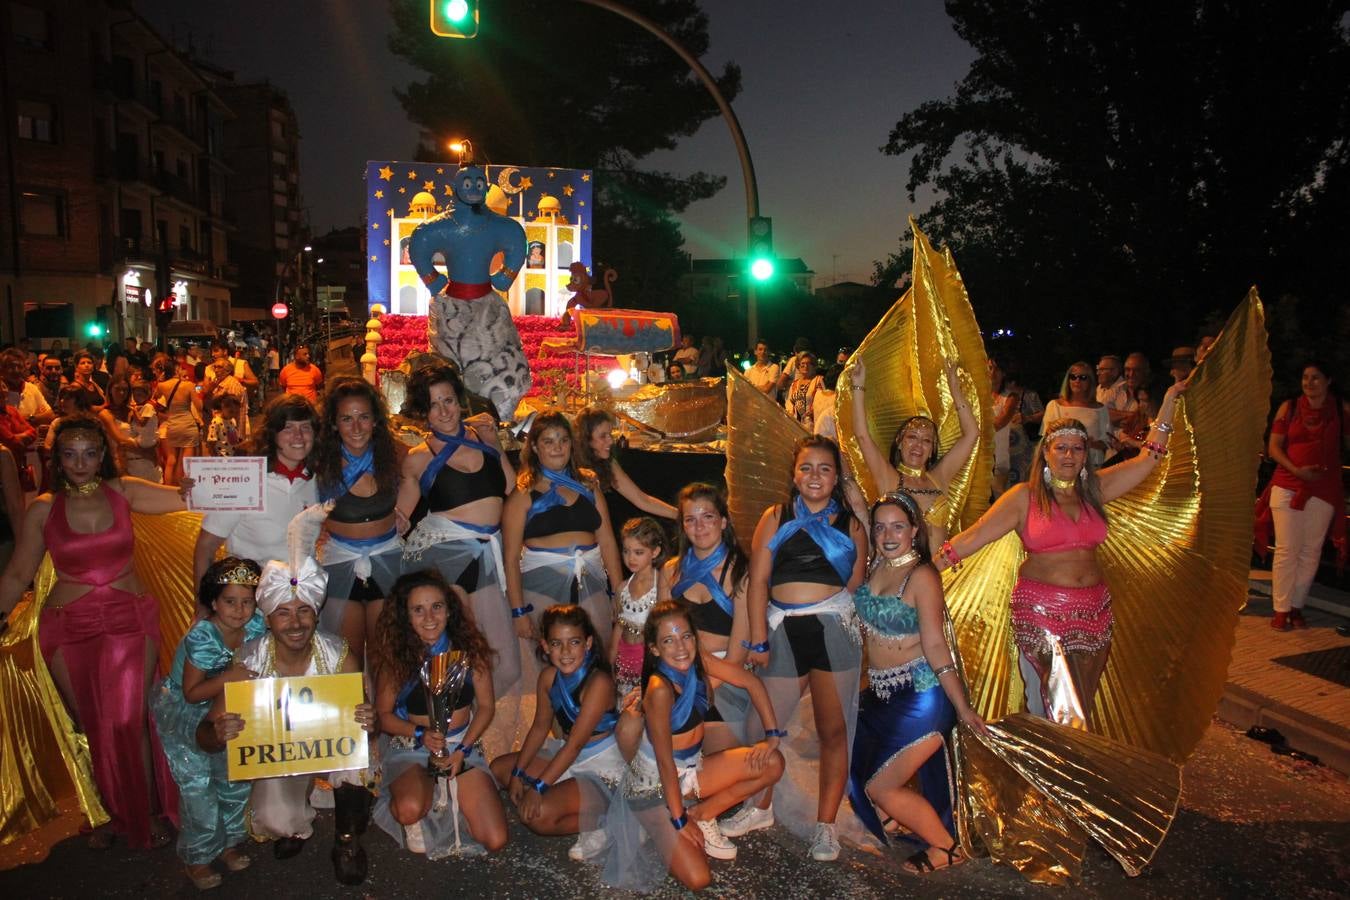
<box><xmin>216</xmin><ymin>562</ymin><xmax>261</xmax><ymax>587</ymax></box>
<box><xmin>1045</xmin><ymin>424</ymin><xmax>1089</xmax><ymax>442</ymax></box>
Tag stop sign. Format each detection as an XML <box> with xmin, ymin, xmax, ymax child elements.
<box><xmin>271</xmin><ymin>302</ymin><xmax>289</xmax><ymax>319</ymax></box>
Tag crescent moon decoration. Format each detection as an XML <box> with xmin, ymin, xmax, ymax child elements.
<box><xmin>497</xmin><ymin>167</ymin><xmax>526</xmax><ymax>195</ymax></box>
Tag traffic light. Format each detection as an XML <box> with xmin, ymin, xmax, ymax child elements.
<box><xmin>430</xmin><ymin>0</ymin><xmax>479</xmax><ymax>38</ymax></box>
<box><xmin>747</xmin><ymin>216</ymin><xmax>774</xmax><ymax>282</ymax></box>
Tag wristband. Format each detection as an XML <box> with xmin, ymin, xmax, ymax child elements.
<box><xmin>511</xmin><ymin>766</ymin><xmax>527</xmax><ymax>781</ymax></box>
<box><xmin>412</xmin><ymin>725</ymin><xmax>425</xmax><ymax>748</ymax></box>
<box><xmin>932</xmin><ymin>664</ymin><xmax>958</xmax><ymax>679</ymax></box>
<box><xmin>670</xmin><ymin>811</ymin><xmax>688</xmax><ymax>831</ymax></box>
<box><xmin>740</xmin><ymin>639</ymin><xmax>770</xmax><ymax>654</ymax></box>
<box><xmin>452</xmin><ymin>742</ymin><xmax>471</xmax><ymax>757</ymax></box>
<box><xmin>764</xmin><ymin>728</ymin><xmax>788</xmax><ymax>739</ymax></box>
<box><xmin>511</xmin><ymin>604</ymin><xmax>534</xmax><ymax>618</ymax></box>
<box><xmin>1154</xmin><ymin>420</ymin><xmax>1174</xmax><ymax>434</ymax></box>
<box><xmin>530</xmin><ymin>778</ymin><xmax>550</xmax><ymax>795</ymax></box>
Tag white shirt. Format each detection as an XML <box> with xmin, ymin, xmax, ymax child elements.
<box><xmin>202</xmin><ymin>470</ymin><xmax>318</xmax><ymax>566</ymax></box>
<box><xmin>745</xmin><ymin>361</ymin><xmax>781</xmax><ymax>397</ymax></box>
<box><xmin>1096</xmin><ymin>377</ymin><xmax>1132</xmax><ymax>413</ymax></box>
<box><xmin>11</xmin><ymin>382</ymin><xmax>52</xmax><ymax>421</ymax></box>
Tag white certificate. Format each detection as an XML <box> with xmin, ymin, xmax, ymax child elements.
<box><xmin>185</xmin><ymin>456</ymin><xmax>267</xmax><ymax>513</ymax></box>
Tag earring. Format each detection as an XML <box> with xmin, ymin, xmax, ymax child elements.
<box><xmin>1079</xmin><ymin>467</ymin><xmax>1088</xmax><ymax>483</ymax></box>
<box><xmin>1042</xmin><ymin>467</ymin><xmax>1052</xmax><ymax>486</ymax></box>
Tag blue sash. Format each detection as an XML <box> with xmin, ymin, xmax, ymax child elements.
<box><xmin>671</xmin><ymin>543</ymin><xmax>734</xmax><ymax>619</ymax></box>
<box><xmin>330</xmin><ymin>527</ymin><xmax>398</xmax><ymax>548</ymax></box>
<box><xmin>766</xmin><ymin>497</ymin><xmax>856</xmax><ymax>585</ymax></box>
<box><xmin>418</xmin><ymin>426</ymin><xmax>500</xmax><ymax>496</ymax></box>
<box><xmin>549</xmin><ymin>650</ymin><xmax>619</xmax><ymax>735</ymax></box>
<box><xmin>322</xmin><ymin>444</ymin><xmax>374</xmax><ymax>501</ymax></box>
<box><xmin>526</xmin><ymin>466</ymin><xmax>595</xmax><ymax>524</ymax></box>
<box><xmin>394</xmin><ymin>631</ymin><xmax>451</xmax><ymax>720</ymax></box>
<box><xmin>657</xmin><ymin>660</ymin><xmax>707</xmax><ymax>734</ymax></box>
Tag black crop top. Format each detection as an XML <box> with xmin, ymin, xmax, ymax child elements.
<box><xmin>523</xmin><ymin>491</ymin><xmax>602</xmax><ymax>540</ymax></box>
<box><xmin>769</xmin><ymin>503</ymin><xmax>851</xmax><ymax>587</ymax></box>
<box><xmin>329</xmin><ymin>487</ymin><xmax>396</xmax><ymax>524</ymax></box>
<box><xmin>425</xmin><ymin>456</ymin><xmax>506</xmax><ymax>512</ymax></box>
<box><xmin>675</xmin><ymin>557</ymin><xmax>734</xmax><ymax>637</ymax></box>
<box><xmin>403</xmin><ymin>670</ymin><xmax>475</xmax><ymax>716</ymax></box>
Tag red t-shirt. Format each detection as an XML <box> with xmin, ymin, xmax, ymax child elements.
<box><xmin>279</xmin><ymin>363</ymin><xmax>323</xmax><ymax>403</ymax></box>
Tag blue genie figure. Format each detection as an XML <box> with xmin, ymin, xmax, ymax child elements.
<box><xmin>410</xmin><ymin>165</ymin><xmax>530</xmax><ymax>421</ymax></box>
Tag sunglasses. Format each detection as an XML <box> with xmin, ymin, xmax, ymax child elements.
<box><xmin>1068</xmin><ymin>373</ymin><xmax>1091</xmax><ymax>381</ymax></box>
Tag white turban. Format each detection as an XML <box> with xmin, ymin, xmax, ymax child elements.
<box><xmin>257</xmin><ymin>557</ymin><xmax>328</xmax><ymax>617</ymax></box>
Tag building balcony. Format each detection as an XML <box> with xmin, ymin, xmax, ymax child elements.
<box><xmin>170</xmin><ymin>245</ymin><xmax>209</xmax><ymax>275</ymax></box>
<box><xmin>155</xmin><ymin>171</ymin><xmax>202</xmax><ymax>209</ymax></box>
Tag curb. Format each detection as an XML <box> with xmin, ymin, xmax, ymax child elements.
<box><xmin>1216</xmin><ymin>682</ymin><xmax>1350</xmax><ymax>776</ymax></box>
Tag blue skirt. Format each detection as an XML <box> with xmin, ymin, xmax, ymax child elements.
<box><xmin>847</xmin><ymin>663</ymin><xmax>956</xmax><ymax>845</ymax></box>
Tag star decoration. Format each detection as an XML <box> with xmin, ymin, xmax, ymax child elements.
<box><xmin>378</xmin><ymin>166</ymin><xmax>393</xmax><ymax>181</ymax></box>
<box><xmin>398</xmin><ymin>187</ymin><xmax>406</xmax><ymax>194</ymax></box>
<box><xmin>520</xmin><ymin>176</ymin><xmax>533</xmax><ymax>190</ymax></box>
<box><xmin>563</xmin><ymin>185</ymin><xmax>574</xmax><ymax>196</ymax></box>
<box><xmin>547</xmin><ymin>171</ymin><xmax>556</xmax><ymax>179</ymax></box>
<box><xmin>370</xmin><ymin>255</ymin><xmax>378</xmax><ymax>261</ymax></box>
<box><xmin>445</xmin><ymin>184</ymin><xmax>455</xmax><ymax>196</ymax></box>
<box><xmin>387</xmin><ymin>208</ymin><xmax>394</xmax><ymax>216</ymax></box>
<box><xmin>582</xmin><ymin>224</ymin><xmax>588</xmax><ymax>230</ymax></box>
<box><xmin>383</xmin><ymin>239</ymin><xmax>390</xmax><ymax>246</ymax></box>
<box><xmin>581</xmin><ymin>173</ymin><xmax>590</xmax><ymax>182</ymax></box>
<box><xmin>372</xmin><ymin>223</ymin><xmax>379</xmax><ymax>230</ymax></box>
<box><xmin>579</xmin><ymin>201</ymin><xmax>585</xmax><ymax>207</ymax></box>
<box><xmin>407</xmin><ymin>171</ymin><xmax>417</xmax><ymax>179</ymax></box>
<box><xmin>374</xmin><ymin>189</ymin><xmax>384</xmax><ymax>199</ymax></box>
<box><xmin>436</xmin><ymin>167</ymin><xmax>444</xmax><ymax>174</ymax></box>
<box><xmin>424</xmin><ymin>181</ymin><xmax>436</xmax><ymax>192</ymax></box>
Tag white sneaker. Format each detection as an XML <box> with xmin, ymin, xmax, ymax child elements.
<box><xmin>568</xmin><ymin>829</ymin><xmax>607</xmax><ymax>861</ymax></box>
<box><xmin>720</xmin><ymin>804</ymin><xmax>774</xmax><ymax>837</ymax></box>
<box><xmin>809</xmin><ymin>822</ymin><xmax>839</xmax><ymax>861</ymax></box>
<box><xmin>405</xmin><ymin>822</ymin><xmax>426</xmax><ymax>854</ymax></box>
<box><xmin>697</xmin><ymin>818</ymin><xmax>737</xmax><ymax>860</ymax></box>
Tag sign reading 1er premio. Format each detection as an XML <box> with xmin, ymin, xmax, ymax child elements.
<box><xmin>185</xmin><ymin>456</ymin><xmax>267</xmax><ymax>513</ymax></box>
<box><xmin>224</xmin><ymin>672</ymin><xmax>367</xmax><ymax>781</ymax></box>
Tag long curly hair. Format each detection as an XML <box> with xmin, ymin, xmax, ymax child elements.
<box><xmin>638</xmin><ymin>599</ymin><xmax>706</xmax><ymax>701</ymax></box>
<box><xmin>244</xmin><ymin>393</ymin><xmax>320</xmax><ymax>466</ymax></box>
<box><xmin>673</xmin><ymin>483</ymin><xmax>747</xmax><ymax>590</ymax></box>
<box><xmin>371</xmin><ymin>568</ymin><xmax>496</xmax><ymax>686</ymax></box>
<box><xmin>515</xmin><ymin>410</ymin><xmax>596</xmax><ymax>493</ymax></box>
<box><xmin>49</xmin><ymin>416</ymin><xmax>117</xmax><ymax>493</ymax></box>
<box><xmin>571</xmin><ymin>406</ymin><xmax>615</xmax><ymax>490</ymax></box>
<box><xmin>1030</xmin><ymin>417</ymin><xmax>1107</xmax><ymax>521</ymax></box>
<box><xmin>313</xmin><ymin>376</ymin><xmax>398</xmax><ymax>499</ymax></box>
<box><xmin>197</xmin><ymin>556</ymin><xmax>262</xmax><ymax>614</ymax></box>
<box><xmin>534</xmin><ymin>604</ymin><xmax>615</xmax><ymax>672</ymax></box>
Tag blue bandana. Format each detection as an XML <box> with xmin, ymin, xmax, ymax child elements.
<box><xmin>418</xmin><ymin>425</ymin><xmax>500</xmax><ymax>496</ymax></box>
<box><xmin>671</xmin><ymin>543</ymin><xmax>734</xmax><ymax>618</ymax></box>
<box><xmin>549</xmin><ymin>649</ymin><xmax>618</xmax><ymax>734</ymax></box>
<box><xmin>657</xmin><ymin>660</ymin><xmax>707</xmax><ymax>731</ymax></box>
<box><xmin>766</xmin><ymin>496</ymin><xmax>856</xmax><ymax>585</ymax></box>
<box><xmin>394</xmin><ymin>631</ymin><xmax>451</xmax><ymax>720</ymax></box>
<box><xmin>322</xmin><ymin>443</ymin><xmax>374</xmax><ymax>502</ymax></box>
<box><xmin>526</xmin><ymin>466</ymin><xmax>595</xmax><ymax>523</ymax></box>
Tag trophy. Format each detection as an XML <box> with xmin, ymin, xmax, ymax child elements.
<box><xmin>419</xmin><ymin>648</ymin><xmax>471</xmax><ymax>777</ymax></box>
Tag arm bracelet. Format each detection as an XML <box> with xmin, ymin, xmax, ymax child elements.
<box><xmin>412</xmin><ymin>725</ymin><xmax>425</xmax><ymax>748</ymax></box>
<box><xmin>670</xmin><ymin>811</ymin><xmax>688</xmax><ymax>831</ymax></box>
<box><xmin>530</xmin><ymin>778</ymin><xmax>550</xmax><ymax>795</ymax></box>
<box><xmin>511</xmin><ymin>766</ymin><xmax>527</xmax><ymax>781</ymax></box>
<box><xmin>740</xmin><ymin>639</ymin><xmax>770</xmax><ymax>654</ymax></box>
<box><xmin>511</xmin><ymin>604</ymin><xmax>535</xmax><ymax>618</ymax></box>
<box><xmin>932</xmin><ymin>664</ymin><xmax>958</xmax><ymax>679</ymax></box>
<box><xmin>452</xmin><ymin>742</ymin><xmax>471</xmax><ymax>757</ymax></box>
<box><xmin>764</xmin><ymin>728</ymin><xmax>788</xmax><ymax>739</ymax></box>
<box><xmin>1154</xmin><ymin>420</ymin><xmax>1174</xmax><ymax>434</ymax></box>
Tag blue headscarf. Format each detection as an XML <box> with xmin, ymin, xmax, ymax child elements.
<box><xmin>766</xmin><ymin>496</ymin><xmax>856</xmax><ymax>585</ymax></box>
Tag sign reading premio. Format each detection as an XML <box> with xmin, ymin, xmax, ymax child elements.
<box><xmin>224</xmin><ymin>672</ymin><xmax>367</xmax><ymax>781</ymax></box>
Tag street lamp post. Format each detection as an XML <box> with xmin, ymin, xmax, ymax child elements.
<box><xmin>447</xmin><ymin>138</ymin><xmax>474</xmax><ymax>166</ymax></box>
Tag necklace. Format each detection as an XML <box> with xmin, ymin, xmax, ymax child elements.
<box><xmin>883</xmin><ymin>549</ymin><xmax>922</xmax><ymax>569</ymax></box>
<box><xmin>1047</xmin><ymin>474</ymin><xmax>1077</xmax><ymax>491</ymax></box>
<box><xmin>897</xmin><ymin>462</ymin><xmax>925</xmax><ymax>481</ymax></box>
<box><xmin>64</xmin><ymin>477</ymin><xmax>102</xmax><ymax>497</ymax></box>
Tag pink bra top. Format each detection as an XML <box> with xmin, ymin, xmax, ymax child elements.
<box><xmin>1020</xmin><ymin>499</ymin><xmax>1107</xmax><ymax>554</ymax></box>
<box><xmin>44</xmin><ymin>486</ymin><xmax>135</xmax><ymax>586</ymax></box>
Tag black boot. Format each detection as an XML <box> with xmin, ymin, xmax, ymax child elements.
<box><xmin>331</xmin><ymin>784</ymin><xmax>372</xmax><ymax>885</ymax></box>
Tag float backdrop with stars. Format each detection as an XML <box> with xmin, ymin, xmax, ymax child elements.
<box><xmin>365</xmin><ymin>161</ymin><xmax>593</xmax><ymax>318</ymax></box>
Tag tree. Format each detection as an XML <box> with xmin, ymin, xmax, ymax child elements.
<box><xmin>876</xmin><ymin>0</ymin><xmax>1350</xmax><ymax>380</ymax></box>
<box><xmin>387</xmin><ymin>0</ymin><xmax>741</xmax><ymax>309</ymax></box>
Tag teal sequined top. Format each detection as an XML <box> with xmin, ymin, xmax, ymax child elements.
<box><xmin>853</xmin><ymin>582</ymin><xmax>921</xmax><ymax>641</ymax></box>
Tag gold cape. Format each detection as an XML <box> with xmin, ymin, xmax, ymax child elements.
<box><xmin>726</xmin><ymin>220</ymin><xmax>1270</xmax><ymax>883</ymax></box>
<box><xmin>0</xmin><ymin>510</ymin><xmax>202</xmax><ymax>845</ymax></box>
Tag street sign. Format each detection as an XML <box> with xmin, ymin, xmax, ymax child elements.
<box><xmin>271</xmin><ymin>302</ymin><xmax>290</xmax><ymax>319</ymax></box>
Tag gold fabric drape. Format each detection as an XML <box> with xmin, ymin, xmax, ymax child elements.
<box><xmin>0</xmin><ymin>510</ymin><xmax>201</xmax><ymax>845</ymax></box>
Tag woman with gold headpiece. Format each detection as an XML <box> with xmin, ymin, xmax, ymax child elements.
<box><xmin>933</xmin><ymin>377</ymin><xmax>1187</xmax><ymax>724</ymax></box>
<box><xmin>151</xmin><ymin>556</ymin><xmax>265</xmax><ymax>890</ymax></box>
<box><xmin>0</xmin><ymin>416</ymin><xmax>193</xmax><ymax>849</ymax></box>
<box><xmin>847</xmin><ymin>360</ymin><xmax>978</xmax><ymax>548</ymax></box>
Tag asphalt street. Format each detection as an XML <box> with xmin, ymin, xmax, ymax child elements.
<box><xmin>2</xmin><ymin>718</ymin><xmax>1346</xmax><ymax>899</ymax></box>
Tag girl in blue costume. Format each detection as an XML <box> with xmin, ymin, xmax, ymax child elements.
<box><xmin>396</xmin><ymin>363</ymin><xmax>519</xmax><ymax>697</ymax></box>
<box><xmin>150</xmin><ymin>556</ymin><xmax>267</xmax><ymax>891</ymax></box>
<box><xmin>745</xmin><ymin>435</ymin><xmax>869</xmax><ymax>862</ymax></box>
<box><xmin>502</xmin><ymin>411</ymin><xmax>622</xmax><ymax>649</ymax></box>
<box><xmin>313</xmin><ymin>377</ymin><xmax>404</xmax><ymax>669</ymax></box>
<box><xmin>600</xmin><ymin>600</ymin><xmax>786</xmax><ymax>892</ymax></box>
<box><xmin>847</xmin><ymin>491</ymin><xmax>986</xmax><ymax>874</ymax></box>
<box><xmin>371</xmin><ymin>569</ymin><xmax>506</xmax><ymax>858</ymax></box>
<box><xmin>491</xmin><ymin>605</ymin><xmax>632</xmax><ymax>862</ymax></box>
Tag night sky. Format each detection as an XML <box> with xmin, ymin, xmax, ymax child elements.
<box><xmin>134</xmin><ymin>0</ymin><xmax>972</xmax><ymax>286</ymax></box>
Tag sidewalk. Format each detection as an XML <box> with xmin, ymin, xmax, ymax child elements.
<box><xmin>1216</xmin><ymin>571</ymin><xmax>1350</xmax><ymax>774</ymax></box>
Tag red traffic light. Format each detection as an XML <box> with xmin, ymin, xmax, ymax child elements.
<box><xmin>158</xmin><ymin>292</ymin><xmax>176</xmax><ymax>314</ymax></box>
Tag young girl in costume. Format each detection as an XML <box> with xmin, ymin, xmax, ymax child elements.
<box><xmin>846</xmin><ymin>492</ymin><xmax>985</xmax><ymax>874</ymax></box>
<box><xmin>610</xmin><ymin>517</ymin><xmax>664</xmax><ymax>697</ymax></box>
<box><xmin>601</xmin><ymin>600</ymin><xmax>786</xmax><ymax>892</ymax></box>
<box><xmin>491</xmin><ymin>605</ymin><xmax>630</xmax><ymax>862</ymax></box>
<box><xmin>150</xmin><ymin>556</ymin><xmax>267</xmax><ymax>890</ymax></box>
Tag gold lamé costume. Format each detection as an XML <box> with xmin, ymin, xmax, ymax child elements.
<box><xmin>0</xmin><ymin>511</ymin><xmax>202</xmax><ymax>846</ymax></box>
<box><xmin>726</xmin><ymin>220</ymin><xmax>1271</xmax><ymax>884</ymax></box>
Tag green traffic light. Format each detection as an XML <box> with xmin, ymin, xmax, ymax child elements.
<box><xmin>445</xmin><ymin>0</ymin><xmax>469</xmax><ymax>21</ymax></box>
<box><xmin>85</xmin><ymin>322</ymin><xmax>104</xmax><ymax>338</ymax></box>
<box><xmin>750</xmin><ymin>258</ymin><xmax>775</xmax><ymax>282</ymax></box>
